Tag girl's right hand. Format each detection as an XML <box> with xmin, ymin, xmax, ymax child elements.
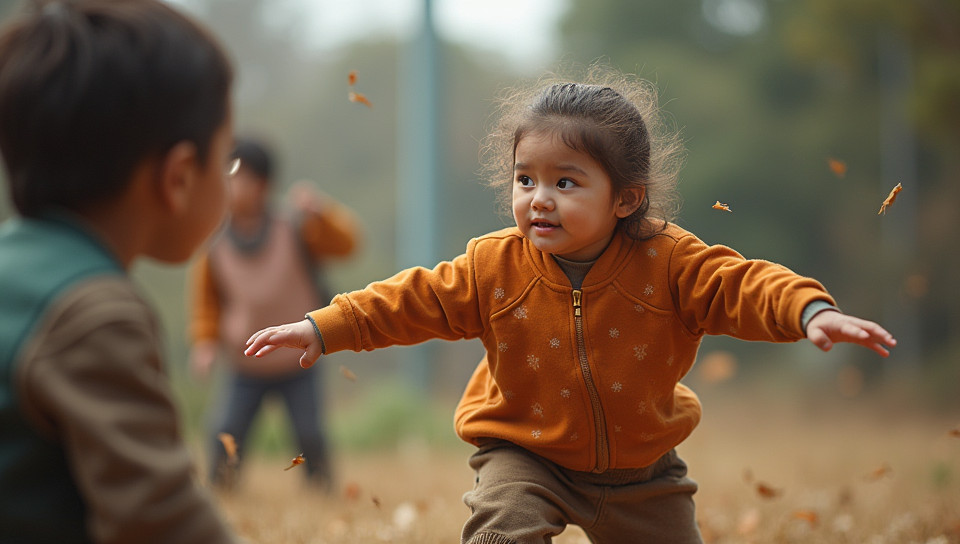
<box><xmin>244</xmin><ymin>319</ymin><xmax>324</xmax><ymax>368</ymax></box>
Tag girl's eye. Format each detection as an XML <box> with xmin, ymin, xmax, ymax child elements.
<box><xmin>557</xmin><ymin>178</ymin><xmax>575</xmax><ymax>189</ymax></box>
<box><xmin>516</xmin><ymin>175</ymin><xmax>534</xmax><ymax>187</ymax></box>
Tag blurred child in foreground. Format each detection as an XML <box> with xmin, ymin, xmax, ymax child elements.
<box><xmin>244</xmin><ymin>65</ymin><xmax>896</xmax><ymax>543</ymax></box>
<box><xmin>189</xmin><ymin>136</ymin><xmax>361</xmax><ymax>491</ymax></box>
<box><xmin>0</xmin><ymin>0</ymin><xmax>242</xmax><ymax>542</ymax></box>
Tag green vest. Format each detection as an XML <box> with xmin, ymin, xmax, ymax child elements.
<box><xmin>0</xmin><ymin>213</ymin><xmax>123</xmax><ymax>542</ymax></box>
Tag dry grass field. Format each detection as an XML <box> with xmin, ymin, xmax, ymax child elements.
<box><xmin>205</xmin><ymin>388</ymin><xmax>960</xmax><ymax>544</ymax></box>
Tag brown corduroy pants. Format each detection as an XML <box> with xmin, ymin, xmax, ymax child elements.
<box><xmin>461</xmin><ymin>440</ymin><xmax>703</xmax><ymax>544</ymax></box>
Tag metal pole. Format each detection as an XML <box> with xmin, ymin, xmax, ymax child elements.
<box><xmin>395</xmin><ymin>0</ymin><xmax>439</xmax><ymax>390</ymax></box>
<box><xmin>877</xmin><ymin>29</ymin><xmax>921</xmax><ymax>375</ymax></box>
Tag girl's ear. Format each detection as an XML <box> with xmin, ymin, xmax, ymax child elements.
<box><xmin>156</xmin><ymin>141</ymin><xmax>199</xmax><ymax>214</ymax></box>
<box><xmin>615</xmin><ymin>186</ymin><xmax>645</xmax><ymax>218</ymax></box>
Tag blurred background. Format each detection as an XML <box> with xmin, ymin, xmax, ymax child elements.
<box><xmin>1</xmin><ymin>0</ymin><xmax>957</xmax><ymax>454</ymax></box>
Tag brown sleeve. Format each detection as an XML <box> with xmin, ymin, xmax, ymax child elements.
<box><xmin>299</xmin><ymin>200</ymin><xmax>362</xmax><ymax>258</ymax></box>
<box><xmin>17</xmin><ymin>277</ymin><xmax>240</xmax><ymax>544</ymax></box>
<box><xmin>188</xmin><ymin>251</ymin><xmax>221</xmax><ymax>343</ymax></box>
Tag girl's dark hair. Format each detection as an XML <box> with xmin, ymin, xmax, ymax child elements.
<box><xmin>231</xmin><ymin>136</ymin><xmax>274</xmax><ymax>182</ymax></box>
<box><xmin>480</xmin><ymin>63</ymin><xmax>685</xmax><ymax>239</ymax></box>
<box><xmin>0</xmin><ymin>0</ymin><xmax>234</xmax><ymax>216</ymax></box>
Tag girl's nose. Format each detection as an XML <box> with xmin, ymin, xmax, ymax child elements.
<box><xmin>531</xmin><ymin>186</ymin><xmax>554</xmax><ymax>210</ymax></box>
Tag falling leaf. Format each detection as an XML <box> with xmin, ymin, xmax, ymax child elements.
<box><xmin>348</xmin><ymin>91</ymin><xmax>373</xmax><ymax>108</ymax></box>
<box><xmin>948</xmin><ymin>426</ymin><xmax>960</xmax><ymax>438</ymax></box>
<box><xmin>712</xmin><ymin>201</ymin><xmax>732</xmax><ymax>212</ymax></box>
<box><xmin>372</xmin><ymin>496</ymin><xmax>382</xmax><ymax>509</ymax></box>
<box><xmin>828</xmin><ymin>158</ymin><xmax>847</xmax><ymax>178</ymax></box>
<box><xmin>865</xmin><ymin>462</ymin><xmax>892</xmax><ymax>481</ymax></box>
<box><xmin>792</xmin><ymin>510</ymin><xmax>820</xmax><ymax>527</ymax></box>
<box><xmin>348</xmin><ymin>69</ymin><xmax>358</xmax><ymax>87</ymax></box>
<box><xmin>217</xmin><ymin>432</ymin><xmax>239</xmax><ymax>466</ymax></box>
<box><xmin>878</xmin><ymin>182</ymin><xmax>902</xmax><ymax>215</ymax></box>
<box><xmin>283</xmin><ymin>453</ymin><xmax>305</xmax><ymax>471</ymax></box>
<box><xmin>755</xmin><ymin>481</ymin><xmax>782</xmax><ymax>499</ymax></box>
<box><xmin>698</xmin><ymin>350</ymin><xmax>738</xmax><ymax>384</ymax></box>
<box><xmin>339</xmin><ymin>365</ymin><xmax>357</xmax><ymax>382</ymax></box>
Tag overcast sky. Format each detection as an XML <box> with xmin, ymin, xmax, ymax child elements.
<box><xmin>168</xmin><ymin>0</ymin><xmax>569</xmax><ymax>68</ymax></box>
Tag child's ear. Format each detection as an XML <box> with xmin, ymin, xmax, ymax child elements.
<box><xmin>615</xmin><ymin>187</ymin><xmax>645</xmax><ymax>218</ymax></box>
<box><xmin>156</xmin><ymin>141</ymin><xmax>199</xmax><ymax>213</ymax></box>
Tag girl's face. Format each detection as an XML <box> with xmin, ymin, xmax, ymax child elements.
<box><xmin>512</xmin><ymin>130</ymin><xmax>639</xmax><ymax>262</ymax></box>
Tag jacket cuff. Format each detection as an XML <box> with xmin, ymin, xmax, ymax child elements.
<box><xmin>305</xmin><ymin>314</ymin><xmax>326</xmax><ymax>354</ymax></box>
<box><xmin>801</xmin><ymin>299</ymin><xmax>840</xmax><ymax>335</ymax></box>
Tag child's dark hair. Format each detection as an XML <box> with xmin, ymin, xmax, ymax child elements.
<box><xmin>0</xmin><ymin>0</ymin><xmax>233</xmax><ymax>217</ymax></box>
<box><xmin>480</xmin><ymin>64</ymin><xmax>684</xmax><ymax>239</ymax></box>
<box><xmin>231</xmin><ymin>136</ymin><xmax>274</xmax><ymax>182</ymax></box>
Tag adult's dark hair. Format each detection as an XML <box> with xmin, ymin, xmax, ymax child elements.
<box><xmin>0</xmin><ymin>0</ymin><xmax>234</xmax><ymax>216</ymax></box>
<box><xmin>231</xmin><ymin>136</ymin><xmax>274</xmax><ymax>181</ymax></box>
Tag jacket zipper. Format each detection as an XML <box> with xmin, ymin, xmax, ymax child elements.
<box><xmin>572</xmin><ymin>289</ymin><xmax>609</xmax><ymax>472</ymax></box>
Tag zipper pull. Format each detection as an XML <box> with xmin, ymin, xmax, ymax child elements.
<box><xmin>572</xmin><ymin>289</ymin><xmax>582</xmax><ymax>317</ymax></box>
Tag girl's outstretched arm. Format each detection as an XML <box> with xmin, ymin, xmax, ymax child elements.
<box><xmin>805</xmin><ymin>310</ymin><xmax>897</xmax><ymax>357</ymax></box>
<box><xmin>245</xmin><ymin>319</ymin><xmax>323</xmax><ymax>368</ymax></box>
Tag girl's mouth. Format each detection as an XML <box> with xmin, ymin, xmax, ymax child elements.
<box><xmin>531</xmin><ymin>220</ymin><xmax>558</xmax><ymax>232</ymax></box>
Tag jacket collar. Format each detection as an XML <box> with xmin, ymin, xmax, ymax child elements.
<box><xmin>522</xmin><ymin>227</ymin><xmax>637</xmax><ymax>290</ymax></box>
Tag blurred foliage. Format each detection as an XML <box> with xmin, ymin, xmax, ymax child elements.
<box><xmin>1</xmin><ymin>0</ymin><xmax>957</xmax><ymax>411</ymax></box>
<box><xmin>559</xmin><ymin>0</ymin><xmax>960</xmax><ymax>378</ymax></box>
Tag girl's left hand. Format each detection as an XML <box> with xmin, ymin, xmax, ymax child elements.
<box><xmin>805</xmin><ymin>310</ymin><xmax>897</xmax><ymax>357</ymax></box>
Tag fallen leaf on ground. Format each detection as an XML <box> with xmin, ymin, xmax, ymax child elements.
<box><xmin>792</xmin><ymin>509</ymin><xmax>819</xmax><ymax>526</ymax></box>
<box><xmin>755</xmin><ymin>482</ymin><xmax>782</xmax><ymax>499</ymax></box>
<box><xmin>865</xmin><ymin>462</ymin><xmax>892</xmax><ymax>481</ymax></box>
<box><xmin>738</xmin><ymin>507</ymin><xmax>761</xmax><ymax>535</ymax></box>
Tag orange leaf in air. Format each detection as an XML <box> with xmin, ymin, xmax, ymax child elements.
<box><xmin>877</xmin><ymin>183</ymin><xmax>902</xmax><ymax>215</ymax></box>
<box><xmin>217</xmin><ymin>432</ymin><xmax>239</xmax><ymax>466</ymax></box>
<box><xmin>712</xmin><ymin>201</ymin><xmax>731</xmax><ymax>212</ymax></box>
<box><xmin>698</xmin><ymin>350</ymin><xmax>738</xmax><ymax>384</ymax></box>
<box><xmin>792</xmin><ymin>510</ymin><xmax>819</xmax><ymax>526</ymax></box>
<box><xmin>349</xmin><ymin>91</ymin><xmax>373</xmax><ymax>108</ymax></box>
<box><xmin>348</xmin><ymin>69</ymin><xmax>358</xmax><ymax>87</ymax></box>
<box><xmin>339</xmin><ymin>365</ymin><xmax>357</xmax><ymax>382</ymax></box>
<box><xmin>283</xmin><ymin>453</ymin><xmax>305</xmax><ymax>471</ymax></box>
<box><xmin>828</xmin><ymin>158</ymin><xmax>847</xmax><ymax>178</ymax></box>
<box><xmin>755</xmin><ymin>481</ymin><xmax>781</xmax><ymax>499</ymax></box>
<box><xmin>947</xmin><ymin>426</ymin><xmax>960</xmax><ymax>438</ymax></box>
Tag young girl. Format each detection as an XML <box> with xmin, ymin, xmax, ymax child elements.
<box><xmin>244</xmin><ymin>67</ymin><xmax>896</xmax><ymax>543</ymax></box>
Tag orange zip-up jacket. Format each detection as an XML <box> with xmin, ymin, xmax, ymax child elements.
<box><xmin>308</xmin><ymin>224</ymin><xmax>835</xmax><ymax>472</ymax></box>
